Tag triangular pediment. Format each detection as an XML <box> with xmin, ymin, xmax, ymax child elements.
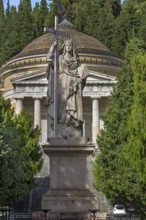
<box><xmin>87</xmin><ymin>71</ymin><xmax>116</xmax><ymax>82</ymax></box>
<box><xmin>11</xmin><ymin>69</ymin><xmax>47</xmax><ymax>84</ymax></box>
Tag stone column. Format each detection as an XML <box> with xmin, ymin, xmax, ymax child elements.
<box><xmin>34</xmin><ymin>98</ymin><xmax>41</xmax><ymax>128</ymax></box>
<box><xmin>15</xmin><ymin>98</ymin><xmax>23</xmax><ymax>115</ymax></box>
<box><xmin>91</xmin><ymin>96</ymin><xmax>101</xmax><ymax>144</ymax></box>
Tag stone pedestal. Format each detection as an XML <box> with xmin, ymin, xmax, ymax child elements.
<box><xmin>41</xmin><ymin>138</ymin><xmax>98</xmax><ymax>219</ymax></box>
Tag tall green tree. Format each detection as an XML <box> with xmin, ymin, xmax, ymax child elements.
<box><xmin>97</xmin><ymin>0</ymin><xmax>121</xmax><ymax>17</ymax></box>
<box><xmin>74</xmin><ymin>0</ymin><xmax>121</xmax><ymax>50</ymax></box>
<box><xmin>112</xmin><ymin>0</ymin><xmax>121</xmax><ymax>17</ymax></box>
<box><xmin>74</xmin><ymin>0</ymin><xmax>90</xmax><ymax>31</ymax></box>
<box><xmin>17</xmin><ymin>0</ymin><xmax>33</xmax><ymax>50</ymax></box>
<box><xmin>111</xmin><ymin>15</ymin><xmax>128</xmax><ymax>58</ymax></box>
<box><xmin>37</xmin><ymin>0</ymin><xmax>48</xmax><ymax>35</ymax></box>
<box><xmin>74</xmin><ymin>0</ymin><xmax>99</xmax><ymax>33</ymax></box>
<box><xmin>6</xmin><ymin>0</ymin><xmax>10</xmax><ymax>18</ymax></box>
<box><xmin>93</xmin><ymin>63</ymin><xmax>133</xmax><ymax>205</ymax></box>
<box><xmin>44</xmin><ymin>1</ymin><xmax>58</xmax><ymax>28</ymax></box>
<box><xmin>94</xmin><ymin>0</ymin><xmax>115</xmax><ymax>50</ymax></box>
<box><xmin>138</xmin><ymin>1</ymin><xmax>146</xmax><ymax>42</ymax></box>
<box><xmin>112</xmin><ymin>0</ymin><xmax>142</xmax><ymax>57</ymax></box>
<box><xmin>93</xmin><ymin>38</ymin><xmax>146</xmax><ymax>209</ymax></box>
<box><xmin>32</xmin><ymin>3</ymin><xmax>42</xmax><ymax>38</ymax></box>
<box><xmin>0</xmin><ymin>0</ymin><xmax>5</xmax><ymax>64</ymax></box>
<box><xmin>0</xmin><ymin>95</ymin><xmax>42</xmax><ymax>204</ymax></box>
<box><xmin>1</xmin><ymin>6</ymin><xmax>20</xmax><ymax>65</ymax></box>
<box><xmin>58</xmin><ymin>0</ymin><xmax>78</xmax><ymax>22</ymax></box>
<box><xmin>123</xmin><ymin>54</ymin><xmax>146</xmax><ymax>211</ymax></box>
<box><xmin>0</xmin><ymin>0</ymin><xmax>4</xmax><ymax>26</ymax></box>
<box><xmin>32</xmin><ymin>0</ymin><xmax>48</xmax><ymax>38</ymax></box>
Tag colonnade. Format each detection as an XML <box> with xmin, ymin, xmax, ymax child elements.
<box><xmin>15</xmin><ymin>96</ymin><xmax>101</xmax><ymax>144</ymax></box>
<box><xmin>15</xmin><ymin>97</ymin><xmax>42</xmax><ymax>129</ymax></box>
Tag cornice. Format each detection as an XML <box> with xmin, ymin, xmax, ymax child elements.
<box><xmin>2</xmin><ymin>79</ymin><xmax>115</xmax><ymax>100</ymax></box>
<box><xmin>86</xmin><ymin>80</ymin><xmax>117</xmax><ymax>85</ymax></box>
<box><xmin>0</xmin><ymin>59</ymin><xmax>47</xmax><ymax>75</ymax></box>
<box><xmin>0</xmin><ymin>51</ymin><xmax>124</xmax><ymax>77</ymax></box>
<box><xmin>12</xmin><ymin>81</ymin><xmax>47</xmax><ymax>85</ymax></box>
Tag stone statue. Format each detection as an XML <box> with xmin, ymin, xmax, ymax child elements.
<box><xmin>46</xmin><ymin>38</ymin><xmax>89</xmax><ymax>138</ymax></box>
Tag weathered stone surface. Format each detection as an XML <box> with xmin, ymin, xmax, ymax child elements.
<box><xmin>42</xmin><ymin>191</ymin><xmax>97</xmax><ymax>212</ymax></box>
<box><xmin>41</xmin><ymin>142</ymin><xmax>98</xmax><ymax>219</ymax></box>
<box><xmin>49</xmin><ymin>137</ymin><xmax>88</xmax><ymax>146</ymax></box>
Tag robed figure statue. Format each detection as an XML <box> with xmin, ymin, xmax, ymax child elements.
<box><xmin>46</xmin><ymin>38</ymin><xmax>89</xmax><ymax>138</ymax></box>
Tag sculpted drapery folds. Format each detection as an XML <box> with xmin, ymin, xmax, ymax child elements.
<box><xmin>46</xmin><ymin>38</ymin><xmax>89</xmax><ymax>138</ymax></box>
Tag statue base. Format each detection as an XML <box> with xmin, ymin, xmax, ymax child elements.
<box><xmin>41</xmin><ymin>138</ymin><xmax>98</xmax><ymax>219</ymax></box>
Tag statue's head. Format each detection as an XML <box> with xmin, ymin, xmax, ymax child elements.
<box><xmin>62</xmin><ymin>39</ymin><xmax>74</xmax><ymax>55</ymax></box>
<box><xmin>62</xmin><ymin>38</ymin><xmax>79</xmax><ymax>62</ymax></box>
<box><xmin>64</xmin><ymin>39</ymin><xmax>73</xmax><ymax>53</ymax></box>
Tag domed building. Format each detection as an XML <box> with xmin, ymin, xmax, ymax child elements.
<box><xmin>0</xmin><ymin>19</ymin><xmax>124</xmax><ymax>145</ymax></box>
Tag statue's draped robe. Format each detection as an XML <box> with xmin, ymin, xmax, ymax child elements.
<box><xmin>58</xmin><ymin>55</ymin><xmax>83</xmax><ymax>128</ymax></box>
<box><xmin>46</xmin><ymin>53</ymin><xmax>84</xmax><ymax>130</ymax></box>
<box><xmin>46</xmin><ymin>39</ymin><xmax>89</xmax><ymax>138</ymax></box>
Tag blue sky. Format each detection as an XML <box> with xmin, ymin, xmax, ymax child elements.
<box><xmin>3</xmin><ymin>0</ymin><xmax>40</xmax><ymax>8</ymax></box>
<box><xmin>4</xmin><ymin>0</ymin><xmax>124</xmax><ymax>9</ymax></box>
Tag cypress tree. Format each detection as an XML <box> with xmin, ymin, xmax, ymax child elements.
<box><xmin>0</xmin><ymin>0</ymin><xmax>5</xmax><ymax>41</ymax></box>
<box><xmin>17</xmin><ymin>0</ymin><xmax>33</xmax><ymax>50</ymax></box>
<box><xmin>0</xmin><ymin>0</ymin><xmax>5</xmax><ymax>66</ymax></box>
<box><xmin>123</xmin><ymin>54</ymin><xmax>146</xmax><ymax>211</ymax></box>
<box><xmin>74</xmin><ymin>0</ymin><xmax>89</xmax><ymax>31</ymax></box>
<box><xmin>93</xmin><ymin>38</ymin><xmax>146</xmax><ymax>206</ymax></box>
<box><xmin>32</xmin><ymin>3</ymin><xmax>42</xmax><ymax>38</ymax></box>
<box><xmin>58</xmin><ymin>0</ymin><xmax>77</xmax><ymax>22</ymax></box>
<box><xmin>112</xmin><ymin>0</ymin><xmax>121</xmax><ymax>17</ymax></box>
<box><xmin>97</xmin><ymin>0</ymin><xmax>121</xmax><ymax>17</ymax></box>
<box><xmin>138</xmin><ymin>1</ymin><xmax>146</xmax><ymax>42</ymax></box>
<box><xmin>74</xmin><ymin>0</ymin><xmax>121</xmax><ymax>50</ymax></box>
<box><xmin>93</xmin><ymin>63</ymin><xmax>133</xmax><ymax>204</ymax></box>
<box><xmin>0</xmin><ymin>0</ymin><xmax>4</xmax><ymax>25</ymax></box>
<box><xmin>6</xmin><ymin>0</ymin><xmax>10</xmax><ymax>18</ymax></box>
<box><xmin>94</xmin><ymin>0</ymin><xmax>115</xmax><ymax>50</ymax></box>
<box><xmin>74</xmin><ymin>0</ymin><xmax>99</xmax><ymax>33</ymax></box>
<box><xmin>111</xmin><ymin>0</ymin><xmax>142</xmax><ymax>58</ymax></box>
<box><xmin>44</xmin><ymin>1</ymin><xmax>58</xmax><ymax>28</ymax></box>
<box><xmin>111</xmin><ymin>15</ymin><xmax>128</xmax><ymax>58</ymax></box>
<box><xmin>39</xmin><ymin>0</ymin><xmax>48</xmax><ymax>33</ymax></box>
<box><xmin>1</xmin><ymin>6</ymin><xmax>20</xmax><ymax>65</ymax></box>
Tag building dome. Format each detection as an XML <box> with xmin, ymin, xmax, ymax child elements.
<box><xmin>11</xmin><ymin>19</ymin><xmax>115</xmax><ymax>60</ymax></box>
<box><xmin>0</xmin><ymin>19</ymin><xmax>123</xmax><ymax>91</ymax></box>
